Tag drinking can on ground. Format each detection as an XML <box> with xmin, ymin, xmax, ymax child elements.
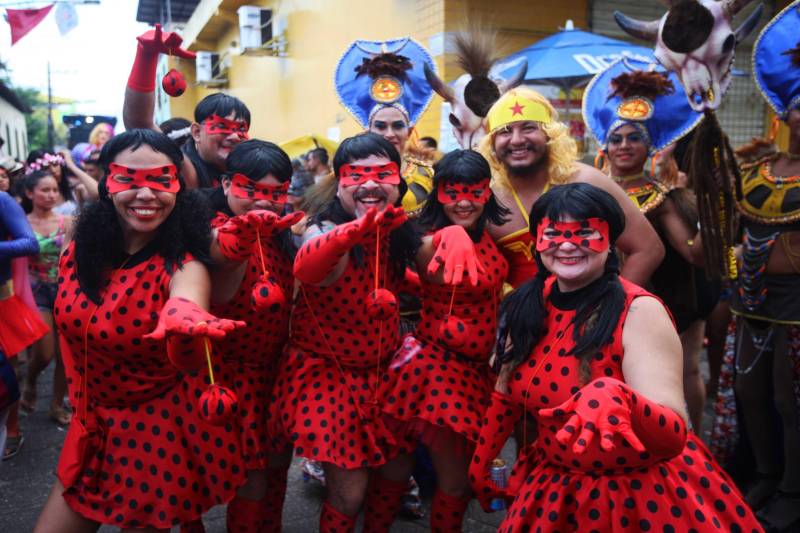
<box><xmin>489</xmin><ymin>458</ymin><xmax>509</xmax><ymax>511</ymax></box>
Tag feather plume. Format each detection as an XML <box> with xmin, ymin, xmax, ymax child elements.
<box><xmin>609</xmin><ymin>71</ymin><xmax>675</xmax><ymax>101</ymax></box>
<box><xmin>453</xmin><ymin>25</ymin><xmax>497</xmax><ymax>76</ymax></box>
<box><xmin>354</xmin><ymin>53</ymin><xmax>412</xmax><ymax>79</ymax></box>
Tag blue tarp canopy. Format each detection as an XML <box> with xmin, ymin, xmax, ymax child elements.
<box><xmin>495</xmin><ymin>24</ymin><xmax>655</xmax><ymax>90</ymax></box>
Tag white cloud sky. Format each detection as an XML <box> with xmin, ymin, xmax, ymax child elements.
<box><xmin>1</xmin><ymin>0</ymin><xmax>149</xmax><ymax>130</ymax></box>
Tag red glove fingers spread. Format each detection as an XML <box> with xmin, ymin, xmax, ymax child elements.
<box><xmin>374</xmin><ymin>204</ymin><xmax>408</xmax><ymax>233</ymax></box>
<box><xmin>128</xmin><ymin>24</ymin><xmax>195</xmax><ymax>92</ymax></box>
<box><xmin>469</xmin><ymin>390</ymin><xmax>521</xmax><ymax>512</ymax></box>
<box><xmin>427</xmin><ymin>225</ymin><xmax>485</xmax><ymax>286</ymax></box>
<box><xmin>293</xmin><ymin>208</ymin><xmax>378</xmax><ymax>285</ymax></box>
<box><xmin>539</xmin><ymin>377</ymin><xmax>687</xmax><ymax>459</ymax></box>
<box><xmin>216</xmin><ymin>210</ymin><xmax>283</xmax><ymax>261</ymax></box>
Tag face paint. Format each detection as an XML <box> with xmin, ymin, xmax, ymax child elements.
<box><xmin>436</xmin><ymin>178</ymin><xmax>492</xmax><ymax>205</ymax></box>
<box><xmin>106</xmin><ymin>163</ymin><xmax>180</xmax><ymax>194</ymax></box>
<box><xmin>230</xmin><ymin>173</ymin><xmax>289</xmax><ymax>205</ymax></box>
<box><xmin>535</xmin><ymin>217</ymin><xmax>610</xmax><ymax>253</ymax></box>
<box><xmin>339</xmin><ymin>162</ymin><xmax>401</xmax><ymax>187</ymax></box>
<box><xmin>203</xmin><ymin>114</ymin><xmax>250</xmax><ymax>139</ymax></box>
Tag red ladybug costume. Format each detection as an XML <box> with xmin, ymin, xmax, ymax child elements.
<box><xmin>210</xmin><ymin>213</ymin><xmax>293</xmax><ymax>468</ymax></box>
<box><xmin>471</xmin><ymin>278</ymin><xmax>763</xmax><ymax>532</ymax></box>
<box><xmin>383</xmin><ymin>230</ymin><xmax>507</xmax><ymax>448</ymax></box>
<box><xmin>53</xmin><ymin>243</ymin><xmax>245</xmax><ymax>529</ymax></box>
<box><xmin>269</xmin><ymin>234</ymin><xmax>408</xmax><ymax>469</ymax></box>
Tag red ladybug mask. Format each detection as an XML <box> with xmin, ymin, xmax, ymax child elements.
<box><xmin>535</xmin><ymin>217</ymin><xmax>610</xmax><ymax>253</ymax></box>
<box><xmin>436</xmin><ymin>178</ymin><xmax>491</xmax><ymax>205</ymax></box>
<box><xmin>106</xmin><ymin>163</ymin><xmax>180</xmax><ymax>194</ymax></box>
<box><xmin>339</xmin><ymin>162</ymin><xmax>401</xmax><ymax>187</ymax></box>
<box><xmin>230</xmin><ymin>173</ymin><xmax>289</xmax><ymax>205</ymax></box>
<box><xmin>203</xmin><ymin>114</ymin><xmax>250</xmax><ymax>139</ymax></box>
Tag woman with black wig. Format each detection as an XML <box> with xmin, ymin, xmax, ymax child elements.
<box><xmin>200</xmin><ymin>139</ymin><xmax>302</xmax><ymax>531</ymax></box>
<box><xmin>34</xmin><ymin>129</ymin><xmax>246</xmax><ymax>532</ymax></box>
<box><xmin>380</xmin><ymin>148</ymin><xmax>509</xmax><ymax>530</ymax></box>
<box><xmin>469</xmin><ymin>182</ymin><xmax>762</xmax><ymax>532</ymax></box>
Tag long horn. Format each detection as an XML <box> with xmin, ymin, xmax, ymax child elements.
<box><xmin>424</xmin><ymin>63</ymin><xmax>455</xmax><ymax>103</ymax></box>
<box><xmin>723</xmin><ymin>0</ymin><xmax>756</xmax><ymax>18</ymax></box>
<box><xmin>613</xmin><ymin>11</ymin><xmax>660</xmax><ymax>43</ymax></box>
<box><xmin>734</xmin><ymin>3</ymin><xmax>764</xmax><ymax>42</ymax></box>
<box><xmin>497</xmin><ymin>59</ymin><xmax>528</xmax><ymax>93</ymax></box>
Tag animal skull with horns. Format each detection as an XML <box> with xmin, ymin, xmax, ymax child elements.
<box><xmin>424</xmin><ymin>29</ymin><xmax>528</xmax><ymax>149</ymax></box>
<box><xmin>615</xmin><ymin>0</ymin><xmax>763</xmax><ymax>112</ymax></box>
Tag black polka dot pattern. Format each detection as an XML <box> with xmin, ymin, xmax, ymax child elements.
<box><xmin>53</xmin><ymin>244</ymin><xmax>245</xmax><ymax>528</ymax></box>
<box><xmin>496</xmin><ymin>278</ymin><xmax>763</xmax><ymax>532</ymax></box>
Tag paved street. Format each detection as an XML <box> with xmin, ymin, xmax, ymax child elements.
<box><xmin>0</xmin><ymin>361</ymin><xmax>507</xmax><ymax>532</ymax></box>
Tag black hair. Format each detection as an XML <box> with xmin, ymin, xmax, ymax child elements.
<box><xmin>418</xmin><ymin>149</ymin><xmax>509</xmax><ymax>239</ymax></box>
<box><xmin>159</xmin><ymin>117</ymin><xmax>193</xmax><ymax>147</ymax></box>
<box><xmin>26</xmin><ymin>149</ymin><xmax>73</xmax><ymax>204</ymax></box>
<box><xmin>224</xmin><ymin>139</ymin><xmax>293</xmax><ymax>183</ymax></box>
<box><xmin>308</xmin><ymin>147</ymin><xmax>329</xmax><ymax>166</ymax></box>
<box><xmin>316</xmin><ymin>133</ymin><xmax>420</xmax><ymax>275</ymax></box>
<box><xmin>194</xmin><ymin>93</ymin><xmax>251</xmax><ymax>124</ymax></box>
<box><xmin>20</xmin><ymin>170</ymin><xmax>58</xmax><ymax>213</ymax></box>
<box><xmin>210</xmin><ymin>139</ymin><xmax>296</xmax><ymax>257</ymax></box>
<box><xmin>74</xmin><ymin>129</ymin><xmax>212</xmax><ymax>303</ymax></box>
<box><xmin>498</xmin><ymin>183</ymin><xmax>627</xmax><ymax>380</ymax></box>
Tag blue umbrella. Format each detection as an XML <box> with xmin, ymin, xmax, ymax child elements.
<box><xmin>495</xmin><ymin>21</ymin><xmax>655</xmax><ymax>90</ymax></box>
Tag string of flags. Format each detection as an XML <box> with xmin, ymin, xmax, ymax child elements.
<box><xmin>5</xmin><ymin>2</ymin><xmax>79</xmax><ymax>45</ymax></box>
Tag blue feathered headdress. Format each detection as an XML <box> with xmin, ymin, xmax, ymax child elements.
<box><xmin>753</xmin><ymin>0</ymin><xmax>800</xmax><ymax>119</ymax></box>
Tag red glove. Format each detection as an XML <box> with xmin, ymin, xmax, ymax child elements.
<box><xmin>293</xmin><ymin>208</ymin><xmax>379</xmax><ymax>284</ymax></box>
<box><xmin>144</xmin><ymin>297</ymin><xmax>246</xmax><ymax>370</ymax></box>
<box><xmin>539</xmin><ymin>377</ymin><xmax>687</xmax><ymax>459</ymax></box>
<box><xmin>374</xmin><ymin>204</ymin><xmax>408</xmax><ymax>233</ymax></box>
<box><xmin>216</xmin><ymin>210</ymin><xmax>304</xmax><ymax>262</ymax></box>
<box><xmin>469</xmin><ymin>390</ymin><xmax>521</xmax><ymax>512</ymax></box>
<box><xmin>128</xmin><ymin>24</ymin><xmax>196</xmax><ymax>92</ymax></box>
<box><xmin>427</xmin><ymin>225</ymin><xmax>485</xmax><ymax>286</ymax></box>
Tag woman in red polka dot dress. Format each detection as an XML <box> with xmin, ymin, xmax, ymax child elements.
<box><xmin>470</xmin><ymin>183</ymin><xmax>763</xmax><ymax>532</ymax></box>
<box><xmin>206</xmin><ymin>139</ymin><xmax>303</xmax><ymax>532</ymax></box>
<box><xmin>269</xmin><ymin>133</ymin><xmax>429</xmax><ymax>532</ymax></box>
<box><xmin>34</xmin><ymin>130</ymin><xmax>247</xmax><ymax>532</ymax></box>
<box><xmin>381</xmin><ymin>149</ymin><xmax>509</xmax><ymax>531</ymax></box>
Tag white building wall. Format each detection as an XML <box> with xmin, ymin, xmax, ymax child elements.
<box><xmin>0</xmin><ymin>97</ymin><xmax>28</xmax><ymax>160</ymax></box>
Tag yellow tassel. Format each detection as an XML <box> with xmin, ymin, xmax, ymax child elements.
<box><xmin>768</xmin><ymin>116</ymin><xmax>780</xmax><ymax>143</ymax></box>
<box><xmin>594</xmin><ymin>149</ymin><xmax>605</xmax><ymax>170</ymax></box>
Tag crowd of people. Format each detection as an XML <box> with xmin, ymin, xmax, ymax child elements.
<box><xmin>0</xmin><ymin>4</ymin><xmax>799</xmax><ymax>532</ymax></box>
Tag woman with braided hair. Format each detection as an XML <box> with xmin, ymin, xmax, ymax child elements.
<box><xmin>470</xmin><ymin>182</ymin><xmax>761</xmax><ymax>532</ymax></box>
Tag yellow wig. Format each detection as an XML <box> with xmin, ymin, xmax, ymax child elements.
<box><xmin>478</xmin><ymin>87</ymin><xmax>578</xmax><ymax>189</ymax></box>
<box><xmin>88</xmin><ymin>122</ymin><xmax>114</xmax><ymax>147</ymax></box>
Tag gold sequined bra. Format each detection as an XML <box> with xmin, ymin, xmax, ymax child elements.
<box><xmin>739</xmin><ymin>156</ymin><xmax>800</xmax><ymax>225</ymax></box>
<box><xmin>612</xmin><ymin>175</ymin><xmax>669</xmax><ymax>214</ymax></box>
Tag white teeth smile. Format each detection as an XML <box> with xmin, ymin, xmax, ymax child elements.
<box><xmin>133</xmin><ymin>208</ymin><xmax>157</xmax><ymax>216</ymax></box>
<box><xmin>556</xmin><ymin>257</ymin><xmax>583</xmax><ymax>264</ymax></box>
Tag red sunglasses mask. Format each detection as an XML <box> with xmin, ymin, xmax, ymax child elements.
<box><xmin>339</xmin><ymin>162</ymin><xmax>401</xmax><ymax>187</ymax></box>
<box><xmin>229</xmin><ymin>173</ymin><xmax>289</xmax><ymax>205</ymax></box>
<box><xmin>203</xmin><ymin>114</ymin><xmax>250</xmax><ymax>139</ymax></box>
<box><xmin>106</xmin><ymin>163</ymin><xmax>180</xmax><ymax>194</ymax></box>
<box><xmin>436</xmin><ymin>179</ymin><xmax>492</xmax><ymax>205</ymax></box>
<box><xmin>535</xmin><ymin>217</ymin><xmax>610</xmax><ymax>253</ymax></box>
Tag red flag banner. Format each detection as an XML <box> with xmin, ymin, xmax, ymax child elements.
<box><xmin>7</xmin><ymin>5</ymin><xmax>54</xmax><ymax>45</ymax></box>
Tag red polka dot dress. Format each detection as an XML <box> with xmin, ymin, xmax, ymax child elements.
<box><xmin>269</xmin><ymin>235</ymin><xmax>407</xmax><ymax>469</ymax></box>
<box><xmin>53</xmin><ymin>243</ymin><xmax>246</xmax><ymax>529</ymax></box>
<box><xmin>210</xmin><ymin>213</ymin><xmax>294</xmax><ymax>470</ymax></box>
<box><xmin>499</xmin><ymin>278</ymin><xmax>763</xmax><ymax>533</ymax></box>
<box><xmin>382</xmin><ymin>230</ymin><xmax>507</xmax><ymax>450</ymax></box>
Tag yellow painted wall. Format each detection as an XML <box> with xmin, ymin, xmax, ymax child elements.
<box><xmin>168</xmin><ymin>0</ymin><xmax>587</xmax><ymax>146</ymax></box>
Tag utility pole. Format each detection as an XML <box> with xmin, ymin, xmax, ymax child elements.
<box><xmin>47</xmin><ymin>61</ymin><xmax>54</xmax><ymax>149</ymax></box>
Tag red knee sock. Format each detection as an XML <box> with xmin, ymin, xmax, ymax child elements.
<box><xmin>180</xmin><ymin>518</ymin><xmax>206</xmax><ymax>533</ymax></box>
<box><xmin>362</xmin><ymin>476</ymin><xmax>408</xmax><ymax>533</ymax></box>
<box><xmin>319</xmin><ymin>501</ymin><xmax>357</xmax><ymax>533</ymax></box>
<box><xmin>430</xmin><ymin>490</ymin><xmax>470</xmax><ymax>532</ymax></box>
<box><xmin>260</xmin><ymin>466</ymin><xmax>289</xmax><ymax>532</ymax></box>
<box><xmin>227</xmin><ymin>496</ymin><xmax>267</xmax><ymax>533</ymax></box>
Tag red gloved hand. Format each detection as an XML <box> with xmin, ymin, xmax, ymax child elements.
<box><xmin>293</xmin><ymin>208</ymin><xmax>379</xmax><ymax>284</ymax></box>
<box><xmin>145</xmin><ymin>297</ymin><xmax>246</xmax><ymax>370</ymax></box>
<box><xmin>427</xmin><ymin>225</ymin><xmax>485</xmax><ymax>286</ymax></box>
<box><xmin>539</xmin><ymin>377</ymin><xmax>687</xmax><ymax>459</ymax></box>
<box><xmin>217</xmin><ymin>210</ymin><xmax>303</xmax><ymax>262</ymax></box>
<box><xmin>374</xmin><ymin>204</ymin><xmax>408</xmax><ymax>233</ymax></box>
<box><xmin>128</xmin><ymin>24</ymin><xmax>196</xmax><ymax>92</ymax></box>
<box><xmin>469</xmin><ymin>390</ymin><xmax>521</xmax><ymax>512</ymax></box>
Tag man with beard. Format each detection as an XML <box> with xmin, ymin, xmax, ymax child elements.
<box><xmin>123</xmin><ymin>25</ymin><xmax>251</xmax><ymax>189</ymax></box>
<box><xmin>479</xmin><ymin>87</ymin><xmax>664</xmax><ymax>288</ymax></box>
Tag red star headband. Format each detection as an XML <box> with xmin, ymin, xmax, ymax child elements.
<box><xmin>535</xmin><ymin>217</ymin><xmax>610</xmax><ymax>253</ymax></box>
<box><xmin>339</xmin><ymin>162</ymin><xmax>401</xmax><ymax>187</ymax></box>
<box><xmin>203</xmin><ymin>114</ymin><xmax>250</xmax><ymax>139</ymax></box>
<box><xmin>436</xmin><ymin>178</ymin><xmax>491</xmax><ymax>205</ymax></box>
<box><xmin>230</xmin><ymin>173</ymin><xmax>289</xmax><ymax>205</ymax></box>
<box><xmin>106</xmin><ymin>163</ymin><xmax>180</xmax><ymax>194</ymax></box>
